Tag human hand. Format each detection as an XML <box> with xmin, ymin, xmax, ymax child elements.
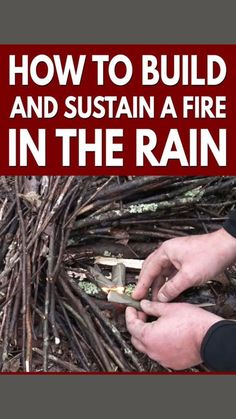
<box><xmin>126</xmin><ymin>300</ymin><xmax>223</xmax><ymax>370</ymax></box>
<box><xmin>133</xmin><ymin>228</ymin><xmax>236</xmax><ymax>303</ymax></box>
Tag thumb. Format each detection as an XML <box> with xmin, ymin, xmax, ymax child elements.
<box><xmin>140</xmin><ymin>300</ymin><xmax>169</xmax><ymax>317</ymax></box>
<box><xmin>157</xmin><ymin>270</ymin><xmax>190</xmax><ymax>302</ymax></box>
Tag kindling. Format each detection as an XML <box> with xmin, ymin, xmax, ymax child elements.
<box><xmin>8</xmin><ymin>128</ymin><xmax>226</xmax><ymax>167</ymax></box>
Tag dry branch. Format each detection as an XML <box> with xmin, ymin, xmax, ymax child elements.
<box><xmin>107</xmin><ymin>290</ymin><xmax>142</xmax><ymax>311</ymax></box>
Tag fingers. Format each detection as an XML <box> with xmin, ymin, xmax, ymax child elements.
<box><xmin>125</xmin><ymin>307</ymin><xmax>149</xmax><ymax>341</ymax></box>
<box><xmin>152</xmin><ymin>266</ymin><xmax>177</xmax><ymax>301</ymax></box>
<box><xmin>137</xmin><ymin>311</ymin><xmax>147</xmax><ymax>322</ymax></box>
<box><xmin>133</xmin><ymin>247</ymin><xmax>169</xmax><ymax>300</ymax></box>
<box><xmin>157</xmin><ymin>269</ymin><xmax>192</xmax><ymax>302</ymax></box>
<box><xmin>140</xmin><ymin>300</ymin><xmax>169</xmax><ymax>317</ymax></box>
<box><xmin>151</xmin><ymin>274</ymin><xmax>165</xmax><ymax>301</ymax></box>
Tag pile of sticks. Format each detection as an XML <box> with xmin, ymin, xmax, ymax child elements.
<box><xmin>0</xmin><ymin>175</ymin><xmax>236</xmax><ymax>372</ymax></box>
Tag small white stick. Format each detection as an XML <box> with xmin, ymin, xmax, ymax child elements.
<box><xmin>95</xmin><ymin>256</ymin><xmax>144</xmax><ymax>270</ymax></box>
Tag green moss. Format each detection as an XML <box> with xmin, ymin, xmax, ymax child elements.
<box><xmin>124</xmin><ymin>284</ymin><xmax>136</xmax><ymax>296</ymax></box>
<box><xmin>79</xmin><ymin>281</ymin><xmax>100</xmax><ymax>295</ymax></box>
<box><xmin>129</xmin><ymin>203</ymin><xmax>159</xmax><ymax>214</ymax></box>
<box><xmin>183</xmin><ymin>186</ymin><xmax>203</xmax><ymax>198</ymax></box>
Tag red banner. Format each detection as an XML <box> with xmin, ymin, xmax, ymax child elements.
<box><xmin>0</xmin><ymin>45</ymin><xmax>235</xmax><ymax>175</ymax></box>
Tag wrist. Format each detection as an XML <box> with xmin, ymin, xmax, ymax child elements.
<box><xmin>194</xmin><ymin>312</ymin><xmax>224</xmax><ymax>358</ymax></box>
<box><xmin>212</xmin><ymin>227</ymin><xmax>236</xmax><ymax>266</ymax></box>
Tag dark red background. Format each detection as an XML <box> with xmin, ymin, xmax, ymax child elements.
<box><xmin>0</xmin><ymin>45</ymin><xmax>235</xmax><ymax>175</ymax></box>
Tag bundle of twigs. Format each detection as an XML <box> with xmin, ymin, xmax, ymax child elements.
<box><xmin>70</xmin><ymin>176</ymin><xmax>236</xmax><ymax>258</ymax></box>
<box><xmin>0</xmin><ymin>175</ymin><xmax>235</xmax><ymax>373</ymax></box>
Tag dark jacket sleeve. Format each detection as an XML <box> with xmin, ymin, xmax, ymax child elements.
<box><xmin>223</xmin><ymin>209</ymin><xmax>236</xmax><ymax>238</ymax></box>
<box><xmin>200</xmin><ymin>320</ymin><xmax>236</xmax><ymax>371</ymax></box>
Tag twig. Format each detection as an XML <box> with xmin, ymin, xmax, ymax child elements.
<box><xmin>15</xmin><ymin>177</ymin><xmax>32</xmax><ymax>372</ymax></box>
<box><xmin>43</xmin><ymin>278</ymin><xmax>50</xmax><ymax>372</ymax></box>
<box><xmin>57</xmin><ymin>298</ymin><xmax>91</xmax><ymax>371</ymax></box>
<box><xmin>70</xmin><ymin>279</ymin><xmax>144</xmax><ymax>371</ymax></box>
<box><xmin>93</xmin><ymin>316</ymin><xmax>130</xmax><ymax>371</ymax></box>
<box><xmin>95</xmin><ymin>256</ymin><xmax>144</xmax><ymax>270</ymax></box>
<box><xmin>59</xmin><ymin>274</ymin><xmax>114</xmax><ymax>371</ymax></box>
<box><xmin>107</xmin><ymin>290</ymin><xmax>142</xmax><ymax>311</ymax></box>
<box><xmin>32</xmin><ymin>348</ymin><xmax>86</xmax><ymax>372</ymax></box>
<box><xmin>112</xmin><ymin>263</ymin><xmax>126</xmax><ymax>287</ymax></box>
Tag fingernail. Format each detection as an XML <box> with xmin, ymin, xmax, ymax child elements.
<box><xmin>157</xmin><ymin>293</ymin><xmax>168</xmax><ymax>302</ymax></box>
<box><xmin>140</xmin><ymin>299</ymin><xmax>150</xmax><ymax>308</ymax></box>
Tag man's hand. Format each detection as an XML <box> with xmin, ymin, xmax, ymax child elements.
<box><xmin>133</xmin><ymin>228</ymin><xmax>236</xmax><ymax>303</ymax></box>
<box><xmin>126</xmin><ymin>300</ymin><xmax>223</xmax><ymax>370</ymax></box>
